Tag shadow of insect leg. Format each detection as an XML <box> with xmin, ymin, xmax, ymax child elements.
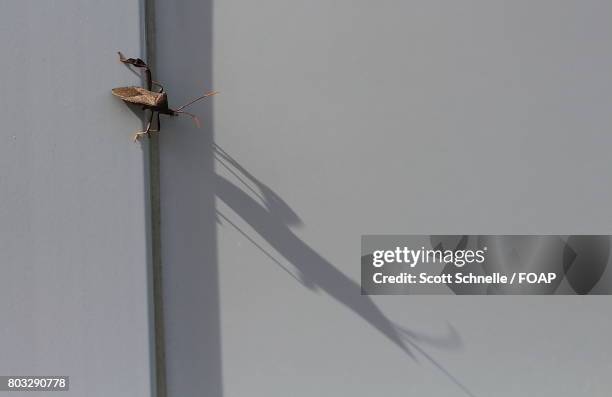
<box><xmin>155</xmin><ymin>112</ymin><xmax>161</xmax><ymax>132</ymax></box>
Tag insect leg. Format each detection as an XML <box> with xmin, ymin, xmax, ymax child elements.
<box><xmin>133</xmin><ymin>111</ymin><xmax>155</xmax><ymax>142</ymax></box>
<box><xmin>151</xmin><ymin>80</ymin><xmax>165</xmax><ymax>93</ymax></box>
<box><xmin>145</xmin><ymin>111</ymin><xmax>155</xmax><ymax>138</ymax></box>
<box><xmin>118</xmin><ymin>52</ymin><xmax>149</xmax><ymax>69</ymax></box>
<box><xmin>148</xmin><ymin>112</ymin><xmax>160</xmax><ymax>134</ymax></box>
<box><xmin>118</xmin><ymin>52</ymin><xmax>152</xmax><ymax>89</ymax></box>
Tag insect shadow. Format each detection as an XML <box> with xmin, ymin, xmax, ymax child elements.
<box><xmin>212</xmin><ymin>144</ymin><xmax>476</xmax><ymax>397</ymax></box>
<box><xmin>112</xmin><ymin>52</ymin><xmax>217</xmax><ymax>141</ymax></box>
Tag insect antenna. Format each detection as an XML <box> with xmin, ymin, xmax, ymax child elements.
<box><xmin>175</xmin><ymin>91</ymin><xmax>218</xmax><ymax>112</ymax></box>
<box><xmin>175</xmin><ymin>110</ymin><xmax>201</xmax><ymax>128</ymax></box>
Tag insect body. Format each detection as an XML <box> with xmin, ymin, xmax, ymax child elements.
<box><xmin>112</xmin><ymin>52</ymin><xmax>217</xmax><ymax>141</ymax></box>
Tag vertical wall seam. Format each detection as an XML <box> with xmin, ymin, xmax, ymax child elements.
<box><xmin>144</xmin><ymin>0</ymin><xmax>166</xmax><ymax>396</ymax></box>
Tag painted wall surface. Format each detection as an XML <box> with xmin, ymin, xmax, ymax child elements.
<box><xmin>154</xmin><ymin>1</ymin><xmax>612</xmax><ymax>396</ymax></box>
<box><xmin>0</xmin><ymin>1</ymin><xmax>153</xmax><ymax>396</ymax></box>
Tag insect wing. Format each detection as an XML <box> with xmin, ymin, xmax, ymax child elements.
<box><xmin>112</xmin><ymin>86</ymin><xmax>160</xmax><ymax>107</ymax></box>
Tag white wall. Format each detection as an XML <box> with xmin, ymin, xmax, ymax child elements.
<box><xmin>157</xmin><ymin>1</ymin><xmax>612</xmax><ymax>396</ymax></box>
<box><xmin>0</xmin><ymin>1</ymin><xmax>153</xmax><ymax>396</ymax></box>
<box><xmin>4</xmin><ymin>1</ymin><xmax>611</xmax><ymax>397</ymax></box>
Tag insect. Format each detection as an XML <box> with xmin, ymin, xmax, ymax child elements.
<box><xmin>112</xmin><ymin>52</ymin><xmax>217</xmax><ymax>141</ymax></box>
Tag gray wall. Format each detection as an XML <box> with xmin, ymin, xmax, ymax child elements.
<box><xmin>3</xmin><ymin>1</ymin><xmax>612</xmax><ymax>397</ymax></box>
<box><xmin>157</xmin><ymin>1</ymin><xmax>612</xmax><ymax>396</ymax></box>
<box><xmin>0</xmin><ymin>1</ymin><xmax>153</xmax><ymax>396</ymax></box>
